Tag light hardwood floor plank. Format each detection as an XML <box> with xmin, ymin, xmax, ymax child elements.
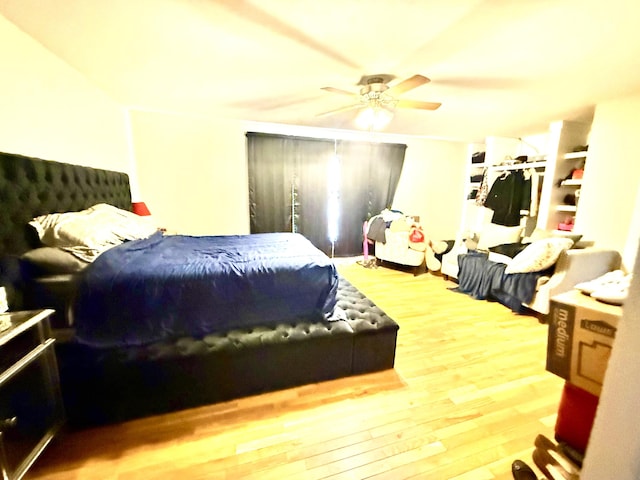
<box><xmin>26</xmin><ymin>262</ymin><xmax>563</xmax><ymax>479</ymax></box>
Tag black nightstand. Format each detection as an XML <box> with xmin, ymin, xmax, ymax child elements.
<box><xmin>0</xmin><ymin>309</ymin><xmax>65</xmax><ymax>480</ymax></box>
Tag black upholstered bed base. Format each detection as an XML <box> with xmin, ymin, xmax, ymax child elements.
<box><xmin>0</xmin><ymin>151</ymin><xmax>399</xmax><ymax>428</ymax></box>
<box><xmin>56</xmin><ymin>276</ymin><xmax>398</xmax><ymax>427</ymax></box>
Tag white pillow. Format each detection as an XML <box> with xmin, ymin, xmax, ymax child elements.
<box><xmin>505</xmin><ymin>237</ymin><xmax>574</xmax><ymax>274</ymax></box>
<box><xmin>29</xmin><ymin>203</ymin><xmax>158</xmax><ymax>262</ymax></box>
<box><xmin>477</xmin><ymin>223</ymin><xmax>523</xmax><ymax>251</ymax></box>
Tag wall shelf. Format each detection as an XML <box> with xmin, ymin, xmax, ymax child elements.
<box><xmin>563</xmin><ymin>151</ymin><xmax>588</xmax><ymax>160</ymax></box>
<box><xmin>556</xmin><ymin>205</ymin><xmax>577</xmax><ymax>212</ymax></box>
<box><xmin>560</xmin><ymin>179</ymin><xmax>583</xmax><ymax>186</ymax></box>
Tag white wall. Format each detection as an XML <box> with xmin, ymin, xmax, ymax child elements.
<box><xmin>576</xmin><ymin>93</ymin><xmax>640</xmax><ymax>269</ymax></box>
<box><xmin>0</xmin><ymin>14</ymin><xmax>131</xmax><ymax>175</ymax></box>
<box><xmin>130</xmin><ymin>111</ymin><xmax>468</xmax><ymax>238</ymax></box>
<box><xmin>575</xmin><ymin>91</ymin><xmax>640</xmax><ymax>479</ymax></box>
<box><xmin>392</xmin><ymin>139</ymin><xmax>467</xmax><ymax>240</ymax></box>
<box><xmin>129</xmin><ymin>109</ymin><xmax>249</xmax><ymax>235</ymax></box>
<box><xmin>582</xmin><ymin>238</ymin><xmax>640</xmax><ymax>479</ymax></box>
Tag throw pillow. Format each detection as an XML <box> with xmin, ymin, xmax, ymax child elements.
<box><xmin>505</xmin><ymin>237</ymin><xmax>574</xmax><ymax>274</ymax></box>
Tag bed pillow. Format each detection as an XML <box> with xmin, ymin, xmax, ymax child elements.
<box><xmin>29</xmin><ymin>203</ymin><xmax>158</xmax><ymax>262</ymax></box>
<box><xmin>477</xmin><ymin>224</ymin><xmax>523</xmax><ymax>251</ymax></box>
<box><xmin>21</xmin><ymin>247</ymin><xmax>89</xmax><ymax>274</ymax></box>
<box><xmin>505</xmin><ymin>237</ymin><xmax>574</xmax><ymax>274</ymax></box>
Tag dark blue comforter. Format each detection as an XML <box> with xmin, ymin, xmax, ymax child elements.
<box><xmin>454</xmin><ymin>251</ymin><xmax>548</xmax><ymax>313</ymax></box>
<box><xmin>73</xmin><ymin>232</ymin><xmax>338</xmax><ymax>347</ymax></box>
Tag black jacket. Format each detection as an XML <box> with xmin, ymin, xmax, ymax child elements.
<box><xmin>484</xmin><ymin>170</ymin><xmax>531</xmax><ymax>226</ymax></box>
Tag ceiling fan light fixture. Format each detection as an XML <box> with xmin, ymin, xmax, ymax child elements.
<box><xmin>355</xmin><ymin>106</ymin><xmax>394</xmax><ymax>131</ymax></box>
<box><xmin>319</xmin><ymin>73</ymin><xmax>437</xmax><ymax>127</ymax></box>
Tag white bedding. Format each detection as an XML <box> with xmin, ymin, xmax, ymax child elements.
<box><xmin>29</xmin><ymin>203</ymin><xmax>158</xmax><ymax>262</ymax></box>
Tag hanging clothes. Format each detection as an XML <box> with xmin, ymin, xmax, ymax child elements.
<box><xmin>521</xmin><ymin>168</ymin><xmax>540</xmax><ymax>217</ymax></box>
<box><xmin>475</xmin><ymin>168</ymin><xmax>490</xmax><ymax>206</ymax></box>
<box><xmin>367</xmin><ymin>216</ymin><xmax>387</xmax><ymax>243</ymax></box>
<box><xmin>484</xmin><ymin>170</ymin><xmax>532</xmax><ymax>226</ymax></box>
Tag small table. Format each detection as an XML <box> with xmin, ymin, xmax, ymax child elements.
<box><xmin>0</xmin><ymin>309</ymin><xmax>64</xmax><ymax>480</ymax></box>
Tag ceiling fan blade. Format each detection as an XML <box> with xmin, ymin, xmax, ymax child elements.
<box><xmin>321</xmin><ymin>86</ymin><xmax>357</xmax><ymax>96</ymax></box>
<box><xmin>396</xmin><ymin>99</ymin><xmax>442</xmax><ymax>110</ymax></box>
<box><xmin>388</xmin><ymin>74</ymin><xmax>430</xmax><ymax>95</ymax></box>
<box><xmin>316</xmin><ymin>103</ymin><xmax>363</xmax><ymax>117</ymax></box>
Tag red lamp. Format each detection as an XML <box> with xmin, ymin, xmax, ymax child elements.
<box><xmin>131</xmin><ymin>202</ymin><xmax>151</xmax><ymax>216</ymax></box>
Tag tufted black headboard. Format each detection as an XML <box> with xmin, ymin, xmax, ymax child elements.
<box><xmin>0</xmin><ymin>151</ymin><xmax>132</xmax><ymax>257</ymax></box>
<box><xmin>0</xmin><ymin>151</ymin><xmax>131</xmax><ymax>309</ymax></box>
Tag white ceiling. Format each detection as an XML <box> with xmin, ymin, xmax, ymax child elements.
<box><xmin>2</xmin><ymin>0</ymin><xmax>640</xmax><ymax>141</ymax></box>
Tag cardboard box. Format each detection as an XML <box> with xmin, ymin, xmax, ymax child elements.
<box><xmin>546</xmin><ymin>290</ymin><xmax>622</xmax><ymax>396</ymax></box>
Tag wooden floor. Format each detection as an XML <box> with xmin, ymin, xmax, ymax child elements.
<box><xmin>27</xmin><ymin>261</ymin><xmax>564</xmax><ymax>480</ymax></box>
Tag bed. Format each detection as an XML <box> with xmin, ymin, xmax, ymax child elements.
<box><xmin>0</xmin><ymin>151</ymin><xmax>399</xmax><ymax>427</ymax></box>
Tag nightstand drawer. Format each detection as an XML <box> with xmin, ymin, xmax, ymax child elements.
<box><xmin>0</xmin><ymin>328</ymin><xmax>46</xmax><ymax>376</ymax></box>
<box><xmin>0</xmin><ymin>310</ymin><xmax>63</xmax><ymax>480</ymax></box>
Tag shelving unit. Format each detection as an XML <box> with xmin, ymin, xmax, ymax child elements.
<box><xmin>537</xmin><ymin>121</ymin><xmax>591</xmax><ymax>232</ymax></box>
<box><xmin>456</xmin><ymin>143</ymin><xmax>487</xmax><ymax>243</ymax></box>
<box><xmin>452</xmin><ymin>135</ymin><xmax>554</xmax><ymax>244</ymax></box>
<box><xmin>453</xmin><ymin>126</ymin><xmax>593</xmax><ymax>245</ymax></box>
<box><xmin>466</xmin><ymin>149</ymin><xmax>487</xmax><ymax>200</ymax></box>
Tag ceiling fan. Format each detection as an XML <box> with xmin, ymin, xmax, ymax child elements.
<box><xmin>319</xmin><ymin>74</ymin><xmax>441</xmax><ymax>129</ymax></box>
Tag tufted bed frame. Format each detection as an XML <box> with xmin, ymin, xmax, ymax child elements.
<box><xmin>0</xmin><ymin>151</ymin><xmax>399</xmax><ymax>427</ymax></box>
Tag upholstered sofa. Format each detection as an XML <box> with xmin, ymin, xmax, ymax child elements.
<box><xmin>523</xmin><ymin>248</ymin><xmax>621</xmax><ymax>314</ymax></box>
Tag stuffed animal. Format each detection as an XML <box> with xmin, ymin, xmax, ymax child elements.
<box><xmin>407</xmin><ymin>222</ymin><xmax>449</xmax><ymax>272</ymax></box>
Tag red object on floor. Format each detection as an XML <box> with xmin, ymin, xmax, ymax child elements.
<box><xmin>555</xmin><ymin>381</ymin><xmax>600</xmax><ymax>454</ymax></box>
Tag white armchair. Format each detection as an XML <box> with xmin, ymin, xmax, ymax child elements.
<box><xmin>375</xmin><ymin>228</ymin><xmax>425</xmax><ymax>275</ymax></box>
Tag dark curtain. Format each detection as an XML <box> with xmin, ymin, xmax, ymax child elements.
<box><xmin>335</xmin><ymin>141</ymin><xmax>406</xmax><ymax>256</ymax></box>
<box><xmin>247</xmin><ymin>132</ymin><xmax>405</xmax><ymax>256</ymax></box>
